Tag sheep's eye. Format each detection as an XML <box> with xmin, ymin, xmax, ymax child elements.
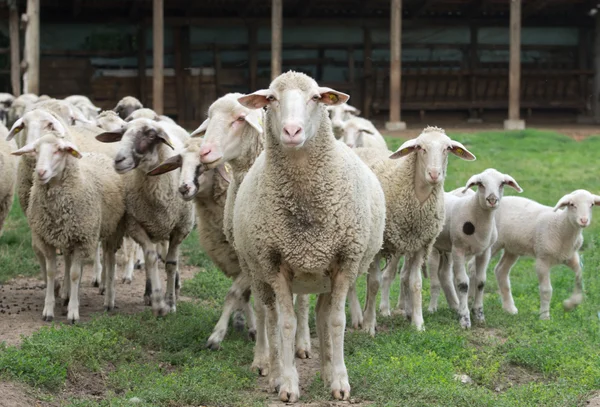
<box><xmin>237</xmin><ymin>116</ymin><xmax>245</xmax><ymax>122</ymax></box>
<box><xmin>569</xmin><ymin>203</ymin><xmax>575</xmax><ymax>207</ymax></box>
<box><xmin>267</xmin><ymin>95</ymin><xmax>276</xmax><ymax>102</ymax></box>
<box><xmin>591</xmin><ymin>203</ymin><xmax>594</xmax><ymax>207</ymax></box>
<box><xmin>312</xmin><ymin>95</ymin><xmax>320</xmax><ymax>101</ymax></box>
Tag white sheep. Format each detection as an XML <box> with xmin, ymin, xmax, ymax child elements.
<box><xmin>340</xmin><ymin>116</ymin><xmax>387</xmax><ymax>150</ymax></box>
<box><xmin>490</xmin><ymin>189</ymin><xmax>600</xmax><ymax>319</ymax></box>
<box><xmin>12</xmin><ymin>132</ymin><xmax>126</xmax><ymax>323</ymax></box>
<box><xmin>96</xmin><ymin>118</ymin><xmax>194</xmax><ymax>315</ymax></box>
<box><xmin>366</xmin><ymin>127</ymin><xmax>477</xmax><ymax>332</ymax></box>
<box><xmin>0</xmin><ymin>93</ymin><xmax>15</xmax><ymax>125</ymax></box>
<box><xmin>7</xmin><ymin>93</ymin><xmax>38</xmax><ymax>127</ymax></box>
<box><xmin>113</xmin><ymin>96</ymin><xmax>143</xmax><ymax>120</ymax></box>
<box><xmin>326</xmin><ymin>102</ymin><xmax>361</xmax><ymax>139</ymax></box>
<box><xmin>235</xmin><ymin>71</ymin><xmax>386</xmax><ymax>402</ymax></box>
<box><xmin>0</xmin><ymin>122</ymin><xmax>17</xmax><ymax>236</ymax></box>
<box><xmin>63</xmin><ymin>95</ymin><xmax>101</xmax><ymax>121</ymax></box>
<box><xmin>191</xmin><ymin>92</ymin><xmax>314</xmax><ymax>361</ymax></box>
<box><xmin>148</xmin><ymin>137</ymin><xmax>256</xmax><ymax>350</ymax></box>
<box><xmin>427</xmin><ymin>168</ymin><xmax>523</xmax><ymax>328</ymax></box>
<box><xmin>96</xmin><ymin>110</ymin><xmax>126</xmax><ymax>131</ymax></box>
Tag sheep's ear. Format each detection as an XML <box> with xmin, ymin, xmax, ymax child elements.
<box><xmin>46</xmin><ymin>117</ymin><xmax>67</xmax><ymax>135</ymax></box>
<box><xmin>238</xmin><ymin>90</ymin><xmax>272</xmax><ymax>109</ymax></box>
<box><xmin>157</xmin><ymin>129</ymin><xmax>175</xmax><ymax>150</ymax></box>
<box><xmin>69</xmin><ymin>107</ymin><xmax>93</xmax><ymax>125</ymax></box>
<box><xmin>244</xmin><ymin>110</ymin><xmax>264</xmax><ymax>134</ymax></box>
<box><xmin>461</xmin><ymin>174</ymin><xmax>481</xmax><ymax>193</ymax></box>
<box><xmin>60</xmin><ymin>141</ymin><xmax>83</xmax><ymax>159</ymax></box>
<box><xmin>11</xmin><ymin>142</ymin><xmax>36</xmax><ymax>156</ymax></box>
<box><xmin>502</xmin><ymin>176</ymin><xmax>523</xmax><ymax>193</ymax></box>
<box><xmin>448</xmin><ymin>141</ymin><xmax>476</xmax><ymax>161</ymax></box>
<box><xmin>344</xmin><ymin>104</ymin><xmax>361</xmax><ymax>115</ymax></box>
<box><xmin>594</xmin><ymin>195</ymin><xmax>600</xmax><ymax>206</ymax></box>
<box><xmin>190</xmin><ymin>118</ymin><xmax>209</xmax><ymax>138</ymax></box>
<box><xmin>7</xmin><ymin>118</ymin><xmax>24</xmax><ymax>141</ymax></box>
<box><xmin>317</xmin><ymin>87</ymin><xmax>350</xmax><ymax>106</ymax></box>
<box><xmin>390</xmin><ymin>138</ymin><xmax>420</xmax><ymax>159</ymax></box>
<box><xmin>360</xmin><ymin>128</ymin><xmax>375</xmax><ymax>135</ymax></box>
<box><xmin>216</xmin><ymin>163</ymin><xmax>232</xmax><ymax>183</ymax></box>
<box><xmin>553</xmin><ymin>194</ymin><xmax>572</xmax><ymax>212</ymax></box>
<box><xmin>96</xmin><ymin>127</ymin><xmax>125</xmax><ymax>143</ymax></box>
<box><xmin>147</xmin><ymin>154</ymin><xmax>183</xmax><ymax>176</ymax></box>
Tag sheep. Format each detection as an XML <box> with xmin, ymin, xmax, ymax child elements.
<box><xmin>490</xmin><ymin>189</ymin><xmax>600</xmax><ymax>320</ymax></box>
<box><xmin>7</xmin><ymin>93</ymin><xmax>38</xmax><ymax>127</ymax></box>
<box><xmin>0</xmin><ymin>93</ymin><xmax>15</xmax><ymax>125</ymax></box>
<box><xmin>326</xmin><ymin>102</ymin><xmax>361</xmax><ymax>139</ymax></box>
<box><xmin>12</xmin><ymin>132</ymin><xmax>126</xmax><ymax>323</ymax></box>
<box><xmin>95</xmin><ymin>118</ymin><xmax>194</xmax><ymax>316</ymax></box>
<box><xmin>64</xmin><ymin>95</ymin><xmax>101</xmax><ymax>121</ymax></box>
<box><xmin>190</xmin><ymin>92</ymin><xmax>314</xmax><ymax>361</ymax></box>
<box><xmin>426</xmin><ymin>169</ymin><xmax>523</xmax><ymax>328</ymax></box>
<box><xmin>340</xmin><ymin>116</ymin><xmax>387</xmax><ymax>150</ymax></box>
<box><xmin>360</xmin><ymin>127</ymin><xmax>476</xmax><ymax>332</ymax></box>
<box><xmin>234</xmin><ymin>71</ymin><xmax>386</xmax><ymax>402</ymax></box>
<box><xmin>96</xmin><ymin>110</ymin><xmax>127</xmax><ymax>132</ymax></box>
<box><xmin>113</xmin><ymin>96</ymin><xmax>143</xmax><ymax>120</ymax></box>
<box><xmin>0</xmin><ymin>122</ymin><xmax>17</xmax><ymax>236</ymax></box>
<box><xmin>148</xmin><ymin>137</ymin><xmax>256</xmax><ymax>350</ymax></box>
<box><xmin>125</xmin><ymin>108</ymin><xmax>160</xmax><ymax>122</ymax></box>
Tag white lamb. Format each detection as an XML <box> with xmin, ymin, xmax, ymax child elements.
<box><xmin>63</xmin><ymin>95</ymin><xmax>101</xmax><ymax>121</ymax></box>
<box><xmin>0</xmin><ymin>122</ymin><xmax>17</xmax><ymax>236</ymax></box>
<box><xmin>490</xmin><ymin>189</ymin><xmax>600</xmax><ymax>319</ymax></box>
<box><xmin>427</xmin><ymin>168</ymin><xmax>523</xmax><ymax>328</ymax></box>
<box><xmin>326</xmin><ymin>102</ymin><xmax>361</xmax><ymax>139</ymax></box>
<box><xmin>340</xmin><ymin>116</ymin><xmax>387</xmax><ymax>150</ymax></box>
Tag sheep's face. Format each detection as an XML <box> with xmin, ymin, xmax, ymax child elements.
<box><xmin>11</xmin><ymin>133</ymin><xmax>82</xmax><ymax>184</ymax></box>
<box><xmin>178</xmin><ymin>147</ymin><xmax>213</xmax><ymax>201</ymax></box>
<box><xmin>390</xmin><ymin>127</ymin><xmax>476</xmax><ymax>185</ymax></box>
<box><xmin>327</xmin><ymin>104</ymin><xmax>360</xmax><ymax>139</ymax></box>
<box><xmin>7</xmin><ymin>110</ymin><xmax>67</xmax><ymax>148</ymax></box>
<box><xmin>114</xmin><ymin>97</ymin><xmax>143</xmax><ymax>120</ymax></box>
<box><xmin>96</xmin><ymin>112</ymin><xmax>126</xmax><ymax>132</ymax></box>
<box><xmin>191</xmin><ymin>94</ymin><xmax>263</xmax><ymax>168</ymax></box>
<box><xmin>553</xmin><ymin>190</ymin><xmax>600</xmax><ymax>228</ymax></box>
<box><xmin>125</xmin><ymin>108</ymin><xmax>159</xmax><ymax>122</ymax></box>
<box><xmin>238</xmin><ymin>71</ymin><xmax>349</xmax><ymax>150</ymax></box>
<box><xmin>341</xmin><ymin>121</ymin><xmax>373</xmax><ymax>148</ymax></box>
<box><xmin>462</xmin><ymin>169</ymin><xmax>522</xmax><ymax>209</ymax></box>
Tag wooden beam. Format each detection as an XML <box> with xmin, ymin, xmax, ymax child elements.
<box><xmin>153</xmin><ymin>0</ymin><xmax>164</xmax><ymax>115</ymax></box>
<box><xmin>522</xmin><ymin>0</ymin><xmax>552</xmax><ymax>18</ymax></box>
<box><xmin>248</xmin><ymin>24</ymin><xmax>258</xmax><ymax>91</ymax></box>
<box><xmin>271</xmin><ymin>0</ymin><xmax>282</xmax><ymax>80</ymax></box>
<box><xmin>388</xmin><ymin>0</ymin><xmax>403</xmax><ymax>124</ymax></box>
<box><xmin>507</xmin><ymin>0</ymin><xmax>522</xmax><ymax>123</ymax></box>
<box><xmin>137</xmin><ymin>25</ymin><xmax>146</xmax><ymax>106</ymax></box>
<box><xmin>23</xmin><ymin>0</ymin><xmax>40</xmax><ymax>95</ymax></box>
<box><xmin>9</xmin><ymin>3</ymin><xmax>20</xmax><ymax>97</ymax></box>
<box><xmin>412</xmin><ymin>0</ymin><xmax>436</xmax><ymax>18</ymax></box>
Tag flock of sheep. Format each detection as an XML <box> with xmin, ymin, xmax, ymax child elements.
<box><xmin>0</xmin><ymin>70</ymin><xmax>597</xmax><ymax>403</ymax></box>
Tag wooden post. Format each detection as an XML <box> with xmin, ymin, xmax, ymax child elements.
<box><xmin>271</xmin><ymin>0</ymin><xmax>282</xmax><ymax>80</ymax></box>
<box><xmin>9</xmin><ymin>3</ymin><xmax>20</xmax><ymax>97</ymax></box>
<box><xmin>593</xmin><ymin>14</ymin><xmax>600</xmax><ymax>122</ymax></box>
<box><xmin>153</xmin><ymin>0</ymin><xmax>164</xmax><ymax>115</ymax></box>
<box><xmin>174</xmin><ymin>27</ymin><xmax>185</xmax><ymax>122</ymax></box>
<box><xmin>137</xmin><ymin>25</ymin><xmax>147</xmax><ymax>106</ymax></box>
<box><xmin>23</xmin><ymin>0</ymin><xmax>40</xmax><ymax>95</ymax></box>
<box><xmin>248</xmin><ymin>24</ymin><xmax>258</xmax><ymax>91</ymax></box>
<box><xmin>385</xmin><ymin>0</ymin><xmax>406</xmax><ymax>131</ymax></box>
<box><xmin>504</xmin><ymin>0</ymin><xmax>525</xmax><ymax>130</ymax></box>
<box><xmin>363</xmin><ymin>27</ymin><xmax>373</xmax><ymax>119</ymax></box>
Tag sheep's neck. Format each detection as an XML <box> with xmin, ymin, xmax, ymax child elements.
<box><xmin>466</xmin><ymin>195</ymin><xmax>495</xmax><ymax>229</ymax></box>
<box><xmin>46</xmin><ymin>157</ymin><xmax>81</xmax><ymax>188</ymax></box>
<box><xmin>555</xmin><ymin>209</ymin><xmax>582</xmax><ymax>243</ymax></box>
<box><xmin>229</xmin><ymin>127</ymin><xmax>265</xmax><ymax>185</ymax></box>
<box><xmin>413</xmin><ymin>164</ymin><xmax>436</xmax><ymax>204</ymax></box>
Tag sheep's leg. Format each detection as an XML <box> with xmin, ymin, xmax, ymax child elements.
<box><xmin>494</xmin><ymin>251</ymin><xmax>519</xmax><ymax>314</ymax></box>
<box><xmin>398</xmin><ymin>260</ymin><xmax>411</xmax><ymax>318</ymax></box>
<box><xmin>67</xmin><ymin>250</ymin><xmax>84</xmax><ymax>324</ymax></box>
<box><xmin>102</xmin><ymin>242</ymin><xmax>117</xmax><ymax>312</ymax></box>
<box><xmin>563</xmin><ymin>252</ymin><xmax>583</xmax><ymax>311</ymax></box>
<box><xmin>42</xmin><ymin>246</ymin><xmax>58</xmax><ymax>322</ymax></box>
<box><xmin>121</xmin><ymin>237</ymin><xmax>136</xmax><ymax>284</ymax></box>
<box><xmin>256</xmin><ymin>282</ymin><xmax>283</xmax><ymax>395</ymax></box>
<box><xmin>329</xmin><ymin>267</ymin><xmax>352</xmax><ymax>400</ymax></box>
<box><xmin>241</xmin><ymin>287</ymin><xmax>257</xmax><ymax>340</ymax></box>
<box><xmin>33</xmin><ymin>244</ymin><xmax>49</xmax><ymax>288</ymax></box>
<box><xmin>143</xmin><ymin>252</ymin><xmax>153</xmax><ymax>306</ymax></box>
<box><xmin>427</xmin><ymin>250</ymin><xmax>442</xmax><ymax>313</ymax></box>
<box><xmin>363</xmin><ymin>255</ymin><xmax>382</xmax><ymax>336</ymax></box>
<box><xmin>535</xmin><ymin>258</ymin><xmax>552</xmax><ymax>320</ymax></box>
<box><xmin>403</xmin><ymin>250</ymin><xmax>426</xmax><ymax>331</ymax></box>
<box><xmin>164</xmin><ymin>237</ymin><xmax>181</xmax><ymax>313</ymax></box>
<box><xmin>207</xmin><ymin>273</ymin><xmax>249</xmax><ymax>350</ymax></box>
<box><xmin>467</xmin><ymin>258</ymin><xmax>477</xmax><ymax>301</ymax></box>
<box><xmin>347</xmin><ymin>283</ymin><xmax>363</xmax><ymax>329</ymax></box>
<box><xmin>316</xmin><ymin>292</ymin><xmax>333</xmax><ymax>387</ymax></box>
<box><xmin>380</xmin><ymin>254</ymin><xmax>401</xmax><ymax>316</ymax></box>
<box><xmin>452</xmin><ymin>251</ymin><xmax>471</xmax><ymax>329</ymax></box>
<box><xmin>272</xmin><ymin>268</ymin><xmax>299</xmax><ymax>403</ymax></box>
<box><xmin>92</xmin><ymin>243</ymin><xmax>103</xmax><ymax>293</ymax></box>
<box><xmin>295</xmin><ymin>294</ymin><xmax>311</xmax><ymax>359</ymax></box>
<box><xmin>471</xmin><ymin>248</ymin><xmax>491</xmax><ymax>323</ymax></box>
<box><xmin>438</xmin><ymin>252</ymin><xmax>459</xmax><ymax>311</ymax></box>
<box><xmin>60</xmin><ymin>253</ymin><xmax>72</xmax><ymax>306</ymax></box>
<box><xmin>251</xmin><ymin>293</ymin><xmax>270</xmax><ymax>377</ymax></box>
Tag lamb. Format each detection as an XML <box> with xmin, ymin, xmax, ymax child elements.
<box><xmin>326</xmin><ymin>102</ymin><xmax>361</xmax><ymax>139</ymax></box>
<box><xmin>12</xmin><ymin>132</ymin><xmax>126</xmax><ymax>323</ymax></box>
<box><xmin>191</xmin><ymin>92</ymin><xmax>314</xmax><ymax>361</ymax></box>
<box><xmin>362</xmin><ymin>127</ymin><xmax>476</xmax><ymax>332</ymax></box>
<box><xmin>234</xmin><ymin>71</ymin><xmax>386</xmax><ymax>402</ymax></box>
<box><xmin>490</xmin><ymin>189</ymin><xmax>600</xmax><ymax>319</ymax></box>
<box><xmin>113</xmin><ymin>96</ymin><xmax>143</xmax><ymax>120</ymax></box>
<box><xmin>340</xmin><ymin>116</ymin><xmax>387</xmax><ymax>150</ymax></box>
<box><xmin>64</xmin><ymin>95</ymin><xmax>101</xmax><ymax>121</ymax></box>
<box><xmin>96</xmin><ymin>118</ymin><xmax>194</xmax><ymax>315</ymax></box>
<box><xmin>0</xmin><ymin>122</ymin><xmax>17</xmax><ymax>236</ymax></box>
<box><xmin>426</xmin><ymin>168</ymin><xmax>523</xmax><ymax>328</ymax></box>
<box><xmin>148</xmin><ymin>137</ymin><xmax>256</xmax><ymax>350</ymax></box>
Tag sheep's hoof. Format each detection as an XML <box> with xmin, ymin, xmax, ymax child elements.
<box><xmin>99</xmin><ymin>288</ymin><xmax>105</xmax><ymax>296</ymax></box>
<box><xmin>331</xmin><ymin>380</ymin><xmax>351</xmax><ymax>401</ymax></box>
<box><xmin>92</xmin><ymin>280</ymin><xmax>100</xmax><ymax>288</ymax></box>
<box><xmin>459</xmin><ymin>315</ymin><xmax>471</xmax><ymax>329</ymax></box>
<box><xmin>206</xmin><ymin>341</ymin><xmax>221</xmax><ymax>351</ymax></box>
<box><xmin>70</xmin><ymin>318</ymin><xmax>77</xmax><ymax>325</ymax></box>
<box><xmin>296</xmin><ymin>349</ymin><xmax>311</xmax><ymax>359</ymax></box>
<box><xmin>502</xmin><ymin>304</ymin><xmax>518</xmax><ymax>315</ymax></box>
<box><xmin>104</xmin><ymin>306</ymin><xmax>114</xmax><ymax>312</ymax></box>
<box><xmin>379</xmin><ymin>307</ymin><xmax>391</xmax><ymax>317</ymax></box>
<box><xmin>248</xmin><ymin>329</ymin><xmax>257</xmax><ymax>342</ymax></box>
<box><xmin>539</xmin><ymin>313</ymin><xmax>550</xmax><ymax>320</ymax></box>
<box><xmin>42</xmin><ymin>315</ymin><xmax>53</xmax><ymax>322</ymax></box>
<box><xmin>122</xmin><ymin>277</ymin><xmax>132</xmax><ymax>285</ymax></box>
<box><xmin>472</xmin><ymin>308</ymin><xmax>485</xmax><ymax>323</ymax></box>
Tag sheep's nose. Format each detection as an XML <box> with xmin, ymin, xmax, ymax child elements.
<box><xmin>428</xmin><ymin>169</ymin><xmax>440</xmax><ymax>181</ymax></box>
<box><xmin>115</xmin><ymin>154</ymin><xmax>126</xmax><ymax>164</ymax></box>
<box><xmin>37</xmin><ymin>168</ymin><xmax>47</xmax><ymax>178</ymax></box>
<box><xmin>179</xmin><ymin>183</ymin><xmax>190</xmax><ymax>195</ymax></box>
<box><xmin>283</xmin><ymin>124</ymin><xmax>302</xmax><ymax>138</ymax></box>
<box><xmin>199</xmin><ymin>144</ymin><xmax>212</xmax><ymax>158</ymax></box>
<box><xmin>580</xmin><ymin>217</ymin><xmax>589</xmax><ymax>225</ymax></box>
<box><xmin>487</xmin><ymin>196</ymin><xmax>498</xmax><ymax>206</ymax></box>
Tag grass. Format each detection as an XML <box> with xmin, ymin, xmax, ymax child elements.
<box><xmin>1</xmin><ymin>129</ymin><xmax>600</xmax><ymax>406</ymax></box>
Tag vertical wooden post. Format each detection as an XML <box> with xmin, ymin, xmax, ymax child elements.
<box><xmin>153</xmin><ymin>0</ymin><xmax>164</xmax><ymax>115</ymax></box>
<box><xmin>271</xmin><ymin>0</ymin><xmax>282</xmax><ymax>80</ymax></box>
<box><xmin>593</xmin><ymin>14</ymin><xmax>600</xmax><ymax>122</ymax></box>
<box><xmin>9</xmin><ymin>3</ymin><xmax>20</xmax><ymax>97</ymax></box>
<box><xmin>363</xmin><ymin>27</ymin><xmax>373</xmax><ymax>119</ymax></box>
<box><xmin>174</xmin><ymin>27</ymin><xmax>185</xmax><ymax>122</ymax></box>
<box><xmin>23</xmin><ymin>0</ymin><xmax>40</xmax><ymax>95</ymax></box>
<box><xmin>137</xmin><ymin>25</ymin><xmax>147</xmax><ymax>106</ymax></box>
<box><xmin>385</xmin><ymin>0</ymin><xmax>406</xmax><ymax>131</ymax></box>
<box><xmin>248</xmin><ymin>24</ymin><xmax>258</xmax><ymax>91</ymax></box>
<box><xmin>504</xmin><ymin>0</ymin><xmax>525</xmax><ymax>129</ymax></box>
